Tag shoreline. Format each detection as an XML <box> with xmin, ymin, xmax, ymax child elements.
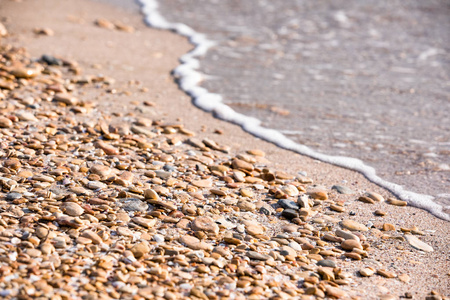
<box><xmin>0</xmin><ymin>0</ymin><xmax>449</xmax><ymax>299</ymax></box>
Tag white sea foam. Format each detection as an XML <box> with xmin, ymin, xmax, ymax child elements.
<box><xmin>138</xmin><ymin>0</ymin><xmax>449</xmax><ymax>221</ymax></box>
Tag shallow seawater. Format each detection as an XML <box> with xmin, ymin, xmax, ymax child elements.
<box><xmin>110</xmin><ymin>0</ymin><xmax>450</xmax><ymax>217</ymax></box>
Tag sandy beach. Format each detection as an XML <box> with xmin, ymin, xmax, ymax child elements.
<box><xmin>0</xmin><ymin>0</ymin><xmax>448</xmax><ymax>299</ymax></box>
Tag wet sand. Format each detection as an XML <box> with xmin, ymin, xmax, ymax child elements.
<box><xmin>0</xmin><ymin>0</ymin><xmax>449</xmax><ymax>299</ymax></box>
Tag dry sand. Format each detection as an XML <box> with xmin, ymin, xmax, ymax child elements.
<box><xmin>1</xmin><ymin>0</ymin><xmax>449</xmax><ymax>299</ymax></box>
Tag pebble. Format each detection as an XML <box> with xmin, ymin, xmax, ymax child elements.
<box><xmin>325</xmin><ymin>286</ymin><xmax>346</xmax><ymax>299</ymax></box>
<box><xmin>405</xmin><ymin>234</ymin><xmax>434</xmax><ymax>252</ymax></box>
<box><xmin>332</xmin><ymin>185</ymin><xmax>355</xmax><ymax>194</ymax></box>
<box><xmin>6</xmin><ymin>192</ymin><xmax>23</xmax><ymax>201</ymax></box>
<box><xmin>131</xmin><ymin>242</ymin><xmax>150</xmax><ymax>258</ymax></box>
<box><xmin>244</xmin><ymin>221</ymin><xmax>265</xmax><ymax>236</ymax></box>
<box><xmin>191</xmin><ymin>216</ymin><xmax>219</xmax><ymax>235</ymax></box>
<box><xmin>86</xmin><ymin>181</ymin><xmax>107</xmax><ymax>190</ymax></box>
<box><xmin>232</xmin><ymin>159</ymin><xmax>253</xmax><ymax>171</ymax></box>
<box><xmin>123</xmin><ymin>199</ymin><xmax>148</xmax><ymax>212</ymax></box>
<box><xmin>340</xmin><ymin>219</ymin><xmax>369</xmax><ymax>231</ymax></box>
<box><xmin>192</xmin><ymin>179</ymin><xmax>212</xmax><ymax>188</ymax></box>
<box><xmin>382</xmin><ymin>223</ymin><xmax>396</xmax><ymax>231</ymax></box>
<box><xmin>359</xmin><ymin>267</ymin><xmax>376</xmax><ymax>277</ymax></box>
<box><xmin>53</xmin><ymin>93</ymin><xmax>78</xmax><ymax>105</ymax></box>
<box><xmin>89</xmin><ymin>164</ymin><xmax>113</xmax><ymax>179</ymax></box>
<box><xmin>374</xmin><ymin>210</ymin><xmax>387</xmax><ymax>216</ymax></box>
<box><xmin>365</xmin><ymin>192</ymin><xmax>385</xmax><ymax>202</ymax></box>
<box><xmin>247</xmin><ymin>251</ymin><xmax>271</xmax><ymax>261</ymax></box>
<box><xmin>278</xmin><ymin>199</ymin><xmax>299</xmax><ymax>210</ymax></box>
<box><xmin>388</xmin><ymin>198</ymin><xmax>408</xmax><ymax>206</ymax></box>
<box><xmin>62</xmin><ymin>202</ymin><xmax>84</xmax><ymax>216</ymax></box>
<box><xmin>180</xmin><ymin>235</ymin><xmax>213</xmax><ymax>251</ymax></box>
<box><xmin>282</xmin><ymin>209</ymin><xmax>299</xmax><ymax>219</ymax></box>
<box><xmin>341</xmin><ymin>239</ymin><xmax>363</xmax><ymax>251</ymax></box>
<box><xmin>81</xmin><ymin>230</ymin><xmax>103</xmax><ymax>244</ymax></box>
<box><xmin>377</xmin><ymin>269</ymin><xmax>397</xmax><ymax>278</ymax></box>
<box><xmin>309</xmin><ymin>190</ymin><xmax>328</xmax><ymax>200</ymax></box>
<box><xmin>32</xmin><ymin>174</ymin><xmax>55</xmax><ymax>183</ymax></box>
<box><xmin>0</xmin><ymin>116</ymin><xmax>13</xmax><ymax>128</ymax></box>
<box><xmin>95</xmin><ymin>140</ymin><xmax>119</xmax><ymax>155</ymax></box>
<box><xmin>317</xmin><ymin>259</ymin><xmax>337</xmax><ymax>268</ymax></box>
<box><xmin>132</xmin><ymin>217</ymin><xmax>157</xmax><ymax>228</ymax></box>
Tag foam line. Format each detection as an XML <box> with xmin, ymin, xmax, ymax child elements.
<box><xmin>138</xmin><ymin>0</ymin><xmax>449</xmax><ymax>222</ymax></box>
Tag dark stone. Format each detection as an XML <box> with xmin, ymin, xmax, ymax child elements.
<box><xmin>259</xmin><ymin>203</ymin><xmax>275</xmax><ymax>215</ymax></box>
<box><xmin>282</xmin><ymin>209</ymin><xmax>299</xmax><ymax>219</ymax></box>
<box><xmin>41</xmin><ymin>54</ymin><xmax>62</xmax><ymax>66</ymax></box>
<box><xmin>278</xmin><ymin>199</ymin><xmax>299</xmax><ymax>210</ymax></box>
<box><xmin>6</xmin><ymin>192</ymin><xmax>22</xmax><ymax>201</ymax></box>
<box><xmin>317</xmin><ymin>259</ymin><xmax>337</xmax><ymax>268</ymax></box>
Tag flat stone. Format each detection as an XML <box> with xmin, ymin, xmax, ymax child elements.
<box><xmin>341</xmin><ymin>239</ymin><xmax>363</xmax><ymax>251</ymax></box>
<box><xmin>288</xmin><ymin>241</ymin><xmax>302</xmax><ymax>251</ymax></box>
<box><xmin>180</xmin><ymin>235</ymin><xmax>213</xmax><ymax>251</ymax></box>
<box><xmin>240</xmin><ymin>188</ymin><xmax>254</xmax><ymax>198</ymax></box>
<box><xmin>335</xmin><ymin>229</ymin><xmax>360</xmax><ymax>242</ymax></box>
<box><xmin>317</xmin><ymin>259</ymin><xmax>337</xmax><ymax>268</ymax></box>
<box><xmin>53</xmin><ymin>93</ymin><xmax>78</xmax><ymax>105</ymax></box>
<box><xmin>0</xmin><ymin>117</ymin><xmax>13</xmax><ymax>128</ymax></box>
<box><xmin>365</xmin><ymin>192</ymin><xmax>385</xmax><ymax>202</ymax></box>
<box><xmin>6</xmin><ymin>192</ymin><xmax>22</xmax><ymax>201</ymax></box>
<box><xmin>32</xmin><ymin>174</ymin><xmax>54</xmax><ymax>183</ymax></box>
<box><xmin>115</xmin><ymin>171</ymin><xmax>134</xmax><ymax>187</ymax></box>
<box><xmin>278</xmin><ymin>199</ymin><xmax>299</xmax><ymax>210</ymax></box>
<box><xmin>89</xmin><ymin>164</ymin><xmax>113</xmax><ymax>179</ymax></box>
<box><xmin>122</xmin><ymin>199</ymin><xmax>148</xmax><ymax>212</ymax></box>
<box><xmin>259</xmin><ymin>203</ymin><xmax>275</xmax><ymax>215</ymax></box>
<box><xmin>405</xmin><ymin>234</ymin><xmax>434</xmax><ymax>252</ymax></box>
<box><xmin>359</xmin><ymin>267</ymin><xmax>376</xmax><ymax>277</ymax></box>
<box><xmin>246</xmin><ymin>149</ymin><xmax>265</xmax><ymax>157</ymax></box>
<box><xmin>232</xmin><ymin>159</ymin><xmax>253</xmax><ymax>171</ymax></box>
<box><xmin>388</xmin><ymin>198</ymin><xmax>407</xmax><ymax>206</ymax></box>
<box><xmin>86</xmin><ymin>181</ymin><xmax>107</xmax><ymax>190</ymax></box>
<box><xmin>16</xmin><ymin>111</ymin><xmax>38</xmax><ymax>121</ymax></box>
<box><xmin>247</xmin><ymin>251</ymin><xmax>271</xmax><ymax>261</ymax></box>
<box><xmin>282</xmin><ymin>209</ymin><xmax>298</xmax><ymax>219</ymax></box>
<box><xmin>332</xmin><ymin>185</ymin><xmax>355</xmax><ymax>194</ymax></box>
<box><xmin>309</xmin><ymin>190</ymin><xmax>328</xmax><ymax>200</ymax></box>
<box><xmin>280</xmin><ymin>245</ymin><xmax>297</xmax><ymax>257</ymax></box>
<box><xmin>382</xmin><ymin>223</ymin><xmax>396</xmax><ymax>231</ymax></box>
<box><xmin>62</xmin><ymin>202</ymin><xmax>84</xmax><ymax>216</ymax></box>
<box><xmin>131</xmin><ymin>125</ymin><xmax>156</xmax><ymax>137</ymax></box>
<box><xmin>282</xmin><ymin>185</ymin><xmax>299</xmax><ymax>197</ymax></box>
<box><xmin>377</xmin><ymin>269</ymin><xmax>397</xmax><ymax>278</ymax></box>
<box><xmin>326</xmin><ymin>286</ymin><xmax>346</xmax><ymax>298</ymax></box>
<box><xmin>94</xmin><ymin>140</ymin><xmax>119</xmax><ymax>155</ymax></box>
<box><xmin>10</xmin><ymin>67</ymin><xmax>41</xmax><ymax>79</ymax></box>
<box><xmin>191</xmin><ymin>216</ymin><xmax>219</xmax><ymax>235</ymax></box>
<box><xmin>132</xmin><ymin>217</ymin><xmax>157</xmax><ymax>228</ymax></box>
<box><xmin>192</xmin><ymin>179</ymin><xmax>212</xmax><ymax>188</ymax></box>
<box><xmin>237</xmin><ymin>199</ymin><xmax>255</xmax><ymax>211</ymax></box>
<box><xmin>81</xmin><ymin>230</ymin><xmax>103</xmax><ymax>245</ymax></box>
<box><xmin>340</xmin><ymin>219</ymin><xmax>369</xmax><ymax>231</ymax></box>
<box><xmin>297</xmin><ymin>195</ymin><xmax>310</xmax><ymax>209</ymax></box>
<box><xmin>131</xmin><ymin>242</ymin><xmax>150</xmax><ymax>258</ymax></box>
<box><xmin>244</xmin><ymin>221</ymin><xmax>265</xmax><ymax>236</ymax></box>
